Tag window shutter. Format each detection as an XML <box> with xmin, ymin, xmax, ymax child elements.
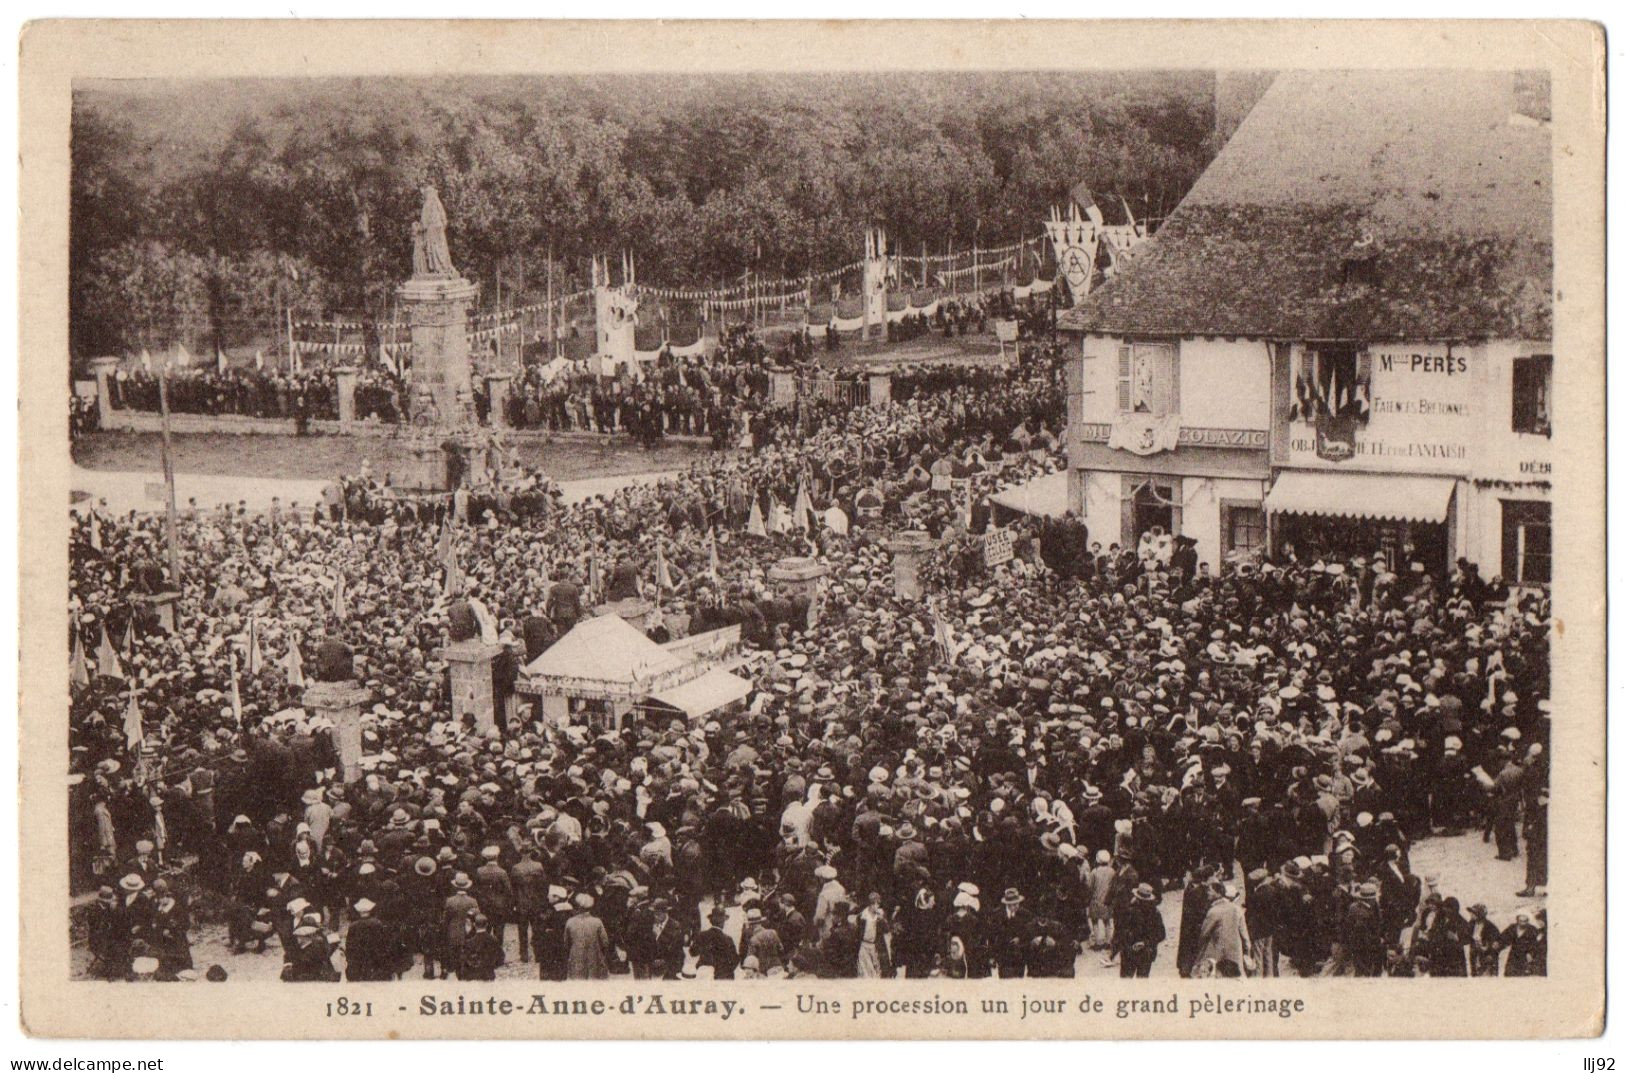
<box><xmin>1116</xmin><ymin>345</ymin><xmax>1132</xmax><ymax>411</ymax></box>
<box><xmin>1152</xmin><ymin>347</ymin><xmax>1175</xmax><ymax>416</ymax></box>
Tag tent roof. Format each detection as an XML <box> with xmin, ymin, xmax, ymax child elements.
<box><xmin>990</xmin><ymin>470</ymin><xmax>1070</xmax><ymax>519</ymax></box>
<box><xmin>522</xmin><ymin>614</ymin><xmax>685</xmax><ymax>684</ymax></box>
<box><xmin>648</xmin><ymin>667</ymin><xmax>753</xmax><ymax>720</ymax></box>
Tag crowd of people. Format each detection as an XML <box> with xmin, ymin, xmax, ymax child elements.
<box><xmin>103</xmin><ymin>365</ymin><xmax>405</xmax><ymax>428</ymax></box>
<box><xmin>70</xmin><ymin>308</ymin><xmax>1551</xmax><ymax>985</ymax></box>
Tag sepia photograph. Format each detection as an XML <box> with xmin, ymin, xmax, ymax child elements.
<box><xmin>16</xmin><ymin>18</ymin><xmax>1607</xmax><ymax>1042</ymax></box>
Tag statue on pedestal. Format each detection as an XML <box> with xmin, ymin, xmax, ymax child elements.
<box><xmin>313</xmin><ymin>638</ymin><xmax>355</xmax><ymax>683</ymax></box>
<box><xmin>413</xmin><ymin>186</ymin><xmax>457</xmax><ymax>279</ymax></box>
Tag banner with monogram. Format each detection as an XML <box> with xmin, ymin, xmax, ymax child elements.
<box><xmin>1107</xmin><ymin>412</ymin><xmax>1182</xmax><ymax>456</ymax></box>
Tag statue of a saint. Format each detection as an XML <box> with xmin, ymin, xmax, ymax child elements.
<box><xmin>418</xmin><ymin>186</ymin><xmax>456</xmax><ymax>278</ymax></box>
<box><xmin>313</xmin><ymin>638</ymin><xmax>355</xmax><ymax>683</ymax></box>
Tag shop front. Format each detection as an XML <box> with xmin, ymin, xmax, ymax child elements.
<box><xmin>1270</xmin><ymin>340</ymin><xmax>1479</xmax><ymax>574</ymax></box>
<box><xmin>1264</xmin><ymin>470</ymin><xmax>1459</xmax><ymax>574</ymax></box>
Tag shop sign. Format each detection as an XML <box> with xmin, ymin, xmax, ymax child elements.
<box><xmin>1288</xmin><ymin>344</ymin><xmax>1476</xmax><ymax>474</ymax></box>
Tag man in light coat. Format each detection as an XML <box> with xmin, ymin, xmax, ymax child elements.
<box><xmin>1196</xmin><ymin>883</ymin><xmax>1251</xmax><ymax>977</ymax></box>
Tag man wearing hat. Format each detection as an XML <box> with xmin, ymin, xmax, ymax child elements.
<box><xmin>1114</xmin><ymin>884</ymin><xmax>1166</xmax><ymax>978</ymax></box>
<box><xmin>343</xmin><ymin>898</ymin><xmax>396</xmax><ymax>981</ymax></box>
<box><xmin>692</xmin><ymin>905</ymin><xmax>740</xmax><ymax>980</ymax></box>
<box><xmin>441</xmin><ymin>873</ymin><xmax>480</xmax><ymax>980</ymax></box>
<box><xmin>565</xmin><ymin>893</ymin><xmax>611</xmax><ymax>980</ymax></box>
<box><xmin>86</xmin><ymin>883</ymin><xmax>134</xmax><ymax>980</ymax></box>
<box><xmin>989</xmin><ymin>887</ymin><xmax>1034</xmax><ymax>978</ymax></box>
<box><xmin>473</xmin><ymin>846</ymin><xmax>515</xmax><ymax>962</ymax></box>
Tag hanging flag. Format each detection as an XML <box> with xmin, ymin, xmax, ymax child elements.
<box><xmin>437</xmin><ymin>515</ymin><xmax>457</xmax><ymax>572</ymax></box>
<box><xmin>655</xmin><ymin>544</ymin><xmax>673</xmax><ymax>591</ymax></box>
<box><xmin>332</xmin><ymin>575</ymin><xmax>347</xmax><ymax>620</ymax></box>
<box><xmin>283</xmin><ymin>632</ymin><xmax>306</xmax><ymax>691</ymax></box>
<box><xmin>95</xmin><ymin>625</ymin><xmax>124</xmax><ymax>680</ymax></box>
<box><xmin>228</xmin><ymin>652</ymin><xmax>243</xmax><ymax>726</ymax></box>
<box><xmin>124</xmin><ymin>690</ymin><xmax>144</xmax><ymax>751</ymax></box>
<box><xmin>216</xmin><ymin>349</ymin><xmax>228</xmax><ymax>374</ymax></box>
<box><xmin>120</xmin><ymin>615</ymin><xmax>134</xmax><ymax>657</ymax></box>
<box><xmin>88</xmin><ymin>512</ymin><xmax>102</xmax><ymax>551</ymax></box>
<box><xmin>139</xmin><ymin>349</ymin><xmax>153</xmax><ymax>373</ymax></box>
<box><xmin>254</xmin><ymin>349</ymin><xmax>265</xmax><ymax>371</ymax></box>
<box><xmin>747</xmin><ymin>498</ymin><xmax>766</xmax><ymax>538</ymax></box>
<box><xmin>443</xmin><ymin>549</ymin><xmax>464</xmax><ymax>599</ymax></box>
<box><xmin>794</xmin><ymin>482</ymin><xmax>814</xmax><ymax>532</ymax></box>
<box><xmin>174</xmin><ymin>343</ymin><xmax>193</xmax><ymax>368</ymax></box>
<box><xmin>707</xmin><ymin>529</ymin><xmax>720</xmax><ymax>579</ymax></box>
<box><xmin>932</xmin><ymin>605</ymin><xmax>960</xmax><ymax>664</ymax></box>
<box><xmin>70</xmin><ymin>626</ymin><xmax>91</xmax><ymax>691</ymax></box>
<box><xmin>246</xmin><ymin>618</ymin><xmax>264</xmax><ymax>676</ymax></box>
<box><xmin>588</xmin><ymin>556</ymin><xmax>602</xmax><ymax>600</ymax></box>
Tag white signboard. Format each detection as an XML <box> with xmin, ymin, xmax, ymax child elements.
<box><xmin>1286</xmin><ymin>344</ymin><xmax>1477</xmax><ymax>474</ymax></box>
<box><xmin>983</xmin><ymin>528</ymin><xmax>1016</xmax><ymax>567</ymax></box>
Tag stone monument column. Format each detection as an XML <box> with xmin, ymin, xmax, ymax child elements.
<box><xmin>334</xmin><ymin>366</ymin><xmax>359</xmax><ymax>430</ymax></box>
<box><xmin>485</xmin><ymin>372</ymin><xmax>512</xmax><ymax>429</ymax></box>
<box><xmin>90</xmin><ymin>356</ymin><xmax>120</xmax><ymax>429</ymax></box>
<box><xmin>442</xmin><ymin>638</ymin><xmax>503</xmax><ymax>735</ymax></box>
<box><xmin>397</xmin><ymin>186</ymin><xmax>479</xmax><ymax>430</ymax></box>
<box><xmin>399</xmin><ymin>276</ymin><xmax>479</xmax><ymax>424</ymax></box>
<box><xmin>304</xmin><ymin>679</ymin><xmax>372</xmax><ymax>783</ymax></box>
<box><xmin>887</xmin><ymin>531</ymin><xmax>937</xmax><ymax>600</ymax></box>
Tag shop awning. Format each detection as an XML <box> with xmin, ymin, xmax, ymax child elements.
<box><xmin>990</xmin><ymin>470</ymin><xmax>1070</xmax><ymax>519</ymax></box>
<box><xmin>648</xmin><ymin>667</ymin><xmax>754</xmax><ymax>720</ymax></box>
<box><xmin>1265</xmin><ymin>471</ymin><xmax>1456</xmax><ymax>524</ymax></box>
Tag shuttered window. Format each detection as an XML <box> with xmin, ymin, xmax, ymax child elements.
<box><xmin>1116</xmin><ymin>345</ymin><xmax>1132</xmax><ymax>411</ymax></box>
<box><xmin>1118</xmin><ymin>342</ymin><xmax>1177</xmax><ymax>416</ymax></box>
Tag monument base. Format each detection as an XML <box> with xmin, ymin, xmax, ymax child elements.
<box><xmin>441</xmin><ymin>638</ymin><xmax>503</xmax><ymax>736</ymax></box>
<box><xmin>303</xmin><ymin>679</ymin><xmax>372</xmax><ymax>783</ymax></box>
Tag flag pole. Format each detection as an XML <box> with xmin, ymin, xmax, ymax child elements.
<box><xmin>156</xmin><ymin>368</ymin><xmax>182</xmax><ymax>589</ymax></box>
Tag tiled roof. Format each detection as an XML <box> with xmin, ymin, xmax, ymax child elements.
<box><xmin>1061</xmin><ymin>69</ymin><xmax>1552</xmax><ymax>341</ymax></box>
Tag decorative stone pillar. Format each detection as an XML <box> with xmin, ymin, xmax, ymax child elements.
<box><xmin>768</xmin><ymin>556</ymin><xmax>832</xmax><ymax>629</ymax></box>
<box><xmin>769</xmin><ymin>369</ymin><xmax>798</xmax><ymax>408</ymax></box>
<box><xmin>441</xmin><ymin>638</ymin><xmax>503</xmax><ymax>735</ymax></box>
<box><xmin>333</xmin><ymin>366</ymin><xmax>359</xmax><ymax>430</ymax></box>
<box><xmin>868</xmin><ymin>371</ymin><xmax>893</xmax><ymax>408</ymax></box>
<box><xmin>887</xmin><ymin>531</ymin><xmax>937</xmax><ymax>601</ymax></box>
<box><xmin>90</xmin><ymin>356</ymin><xmax>120</xmax><ymax>429</ymax></box>
<box><xmin>303</xmin><ymin>679</ymin><xmax>372</xmax><ymax>783</ymax></box>
<box><xmin>485</xmin><ymin>372</ymin><xmax>513</xmax><ymax>428</ymax></box>
<box><xmin>398</xmin><ymin>275</ymin><xmax>480</xmax><ymax>425</ymax></box>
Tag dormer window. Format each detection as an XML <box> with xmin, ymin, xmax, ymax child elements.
<box><xmin>1341</xmin><ymin>253</ymin><xmax>1380</xmax><ymax>288</ymax></box>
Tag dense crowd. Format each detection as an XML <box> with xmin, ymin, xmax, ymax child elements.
<box><xmin>70</xmin><ymin>320</ymin><xmax>1549</xmax><ymax>985</ymax></box>
<box><xmin>106</xmin><ymin>366</ymin><xmax>404</xmax><ymax>427</ymax></box>
<box><xmin>90</xmin><ymin>288</ymin><xmax>1049</xmax><ymax>443</ymax></box>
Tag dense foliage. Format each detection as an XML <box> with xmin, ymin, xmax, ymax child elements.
<box><xmin>71</xmin><ymin>71</ymin><xmax>1219</xmax><ymax>356</ymax></box>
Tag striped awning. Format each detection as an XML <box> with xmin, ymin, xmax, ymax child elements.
<box><xmin>1265</xmin><ymin>471</ymin><xmax>1456</xmax><ymax>524</ymax></box>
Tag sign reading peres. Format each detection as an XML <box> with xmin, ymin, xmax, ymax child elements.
<box><xmin>1288</xmin><ymin>344</ymin><xmax>1476</xmax><ymax>473</ymax></box>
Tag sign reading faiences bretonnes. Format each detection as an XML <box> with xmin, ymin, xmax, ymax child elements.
<box><xmin>1287</xmin><ymin>344</ymin><xmax>1476</xmax><ymax>474</ymax></box>
<box><xmin>983</xmin><ymin>528</ymin><xmax>1016</xmax><ymax>567</ymax></box>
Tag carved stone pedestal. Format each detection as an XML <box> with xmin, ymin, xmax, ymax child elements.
<box><xmin>768</xmin><ymin>556</ymin><xmax>831</xmax><ymax>628</ymax></box>
<box><xmin>887</xmin><ymin>531</ymin><xmax>937</xmax><ymax>600</ymax></box>
<box><xmin>303</xmin><ymin>679</ymin><xmax>372</xmax><ymax>783</ymax></box>
<box><xmin>441</xmin><ymin>638</ymin><xmax>503</xmax><ymax>736</ymax></box>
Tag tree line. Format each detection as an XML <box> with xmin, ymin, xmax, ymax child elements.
<box><xmin>71</xmin><ymin>71</ymin><xmax>1220</xmax><ymax>358</ymax></box>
